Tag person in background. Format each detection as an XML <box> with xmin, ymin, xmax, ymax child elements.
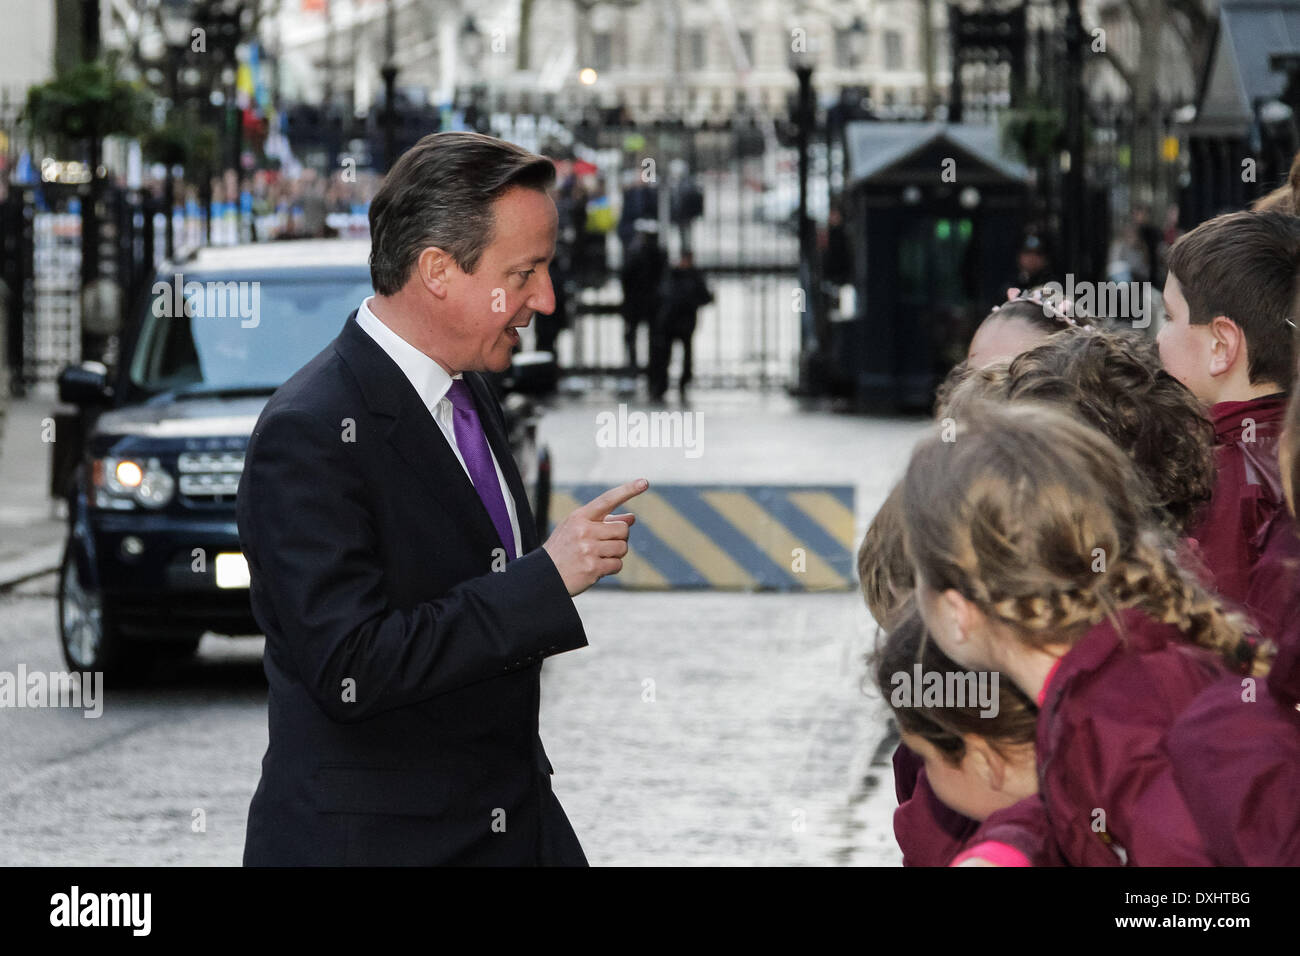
<box><xmin>648</xmin><ymin>251</ymin><xmax>712</xmax><ymax>402</ymax></box>
<box><xmin>1005</xmin><ymin>234</ymin><xmax>1052</xmax><ymax>296</ymax></box>
<box><xmin>616</xmin><ymin>169</ymin><xmax>658</xmax><ymax>251</ymax></box>
<box><xmin>1132</xmin><ymin>204</ymin><xmax>1164</xmax><ymax>285</ymax></box>
<box><xmin>533</xmin><ymin>248</ymin><xmax>570</xmax><ymax>364</ymax></box>
<box><xmin>618</xmin><ymin>219</ymin><xmax>667</xmax><ymax>381</ymax></box>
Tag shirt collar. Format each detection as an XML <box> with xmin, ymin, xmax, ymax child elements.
<box><xmin>355</xmin><ymin>296</ymin><xmax>459</xmax><ymax>409</ymax></box>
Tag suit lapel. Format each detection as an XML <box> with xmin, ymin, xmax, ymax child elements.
<box><xmin>468</xmin><ymin>372</ymin><xmax>539</xmax><ymax>554</ymax></box>
<box><xmin>334</xmin><ymin>314</ymin><xmax>507</xmax><ymax>562</ymax></box>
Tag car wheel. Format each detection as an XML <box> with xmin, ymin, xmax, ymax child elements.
<box><xmin>58</xmin><ymin>546</ymin><xmax>126</xmax><ymax>674</ymax></box>
<box><xmin>58</xmin><ymin>550</ymin><xmax>202</xmax><ymax>677</ymax></box>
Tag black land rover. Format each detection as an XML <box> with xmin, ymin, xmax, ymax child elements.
<box><xmin>55</xmin><ymin>239</ymin><xmax>552</xmax><ymax>677</ymax></box>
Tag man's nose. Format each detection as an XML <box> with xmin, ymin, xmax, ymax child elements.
<box><xmin>530</xmin><ymin>271</ymin><xmax>556</xmax><ymax>316</ymax></box>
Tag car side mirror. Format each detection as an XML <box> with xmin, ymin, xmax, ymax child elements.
<box><xmin>58</xmin><ymin>362</ymin><xmax>113</xmax><ymax>406</ymax></box>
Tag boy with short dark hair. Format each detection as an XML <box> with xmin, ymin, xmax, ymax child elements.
<box><xmin>1158</xmin><ymin>210</ymin><xmax>1300</xmax><ymax>638</ymax></box>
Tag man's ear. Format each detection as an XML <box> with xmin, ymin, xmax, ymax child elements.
<box><xmin>415</xmin><ymin>247</ymin><xmax>453</xmax><ymax>298</ymax></box>
<box><xmin>941</xmin><ymin>587</ymin><xmax>982</xmax><ymax>647</ymax></box>
<box><xmin>1207</xmin><ymin>314</ymin><xmax>1244</xmax><ymax>378</ymax></box>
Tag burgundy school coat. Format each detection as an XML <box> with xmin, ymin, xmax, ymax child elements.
<box><xmin>891</xmin><ymin>752</ymin><xmax>979</xmax><ymax>866</ymax></box>
<box><xmin>1191</xmin><ymin>394</ymin><xmax>1300</xmax><ymax>640</ymax></box>
<box><xmin>950</xmin><ymin>795</ymin><xmax>1064</xmax><ymax>867</ymax></box>
<box><xmin>1166</xmin><ymin>588</ymin><xmax>1300</xmax><ymax>866</ymax></box>
<box><xmin>1166</xmin><ymin>675</ymin><xmax>1300</xmax><ymax>866</ymax></box>
<box><xmin>1036</xmin><ymin>608</ymin><xmax>1226</xmax><ymax>866</ymax></box>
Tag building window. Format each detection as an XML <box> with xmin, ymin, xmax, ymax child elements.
<box><xmin>739</xmin><ymin>30</ymin><xmax>754</xmax><ymax>65</ymax></box>
<box><xmin>884</xmin><ymin>30</ymin><xmax>904</xmax><ymax>71</ymax></box>
<box><xmin>594</xmin><ymin>32</ymin><xmax>612</xmax><ymax>71</ymax></box>
<box><xmin>835</xmin><ymin>26</ymin><xmax>868</xmax><ymax>69</ymax></box>
<box><xmin>690</xmin><ymin>31</ymin><xmax>706</xmax><ymax>70</ymax></box>
<box><xmin>835</xmin><ymin>29</ymin><xmax>853</xmax><ymax>68</ymax></box>
<box><xmin>932</xmin><ymin>27</ymin><xmax>947</xmax><ymax>72</ymax></box>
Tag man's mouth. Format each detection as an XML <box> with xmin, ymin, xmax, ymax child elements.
<box><xmin>505</xmin><ymin>316</ymin><xmax>531</xmax><ymax>345</ymax></box>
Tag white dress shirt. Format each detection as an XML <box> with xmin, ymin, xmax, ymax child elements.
<box><xmin>355</xmin><ymin>297</ymin><xmax>523</xmax><ymax>559</ymax></box>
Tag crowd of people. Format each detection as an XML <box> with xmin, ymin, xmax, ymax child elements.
<box><xmin>858</xmin><ymin>177</ymin><xmax>1300</xmax><ymax>866</ymax></box>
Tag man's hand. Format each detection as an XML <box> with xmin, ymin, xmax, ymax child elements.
<box><xmin>543</xmin><ymin>478</ymin><xmax>649</xmax><ymax>596</ymax></box>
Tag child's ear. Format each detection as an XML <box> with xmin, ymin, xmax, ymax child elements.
<box><xmin>942</xmin><ymin>588</ymin><xmax>982</xmax><ymax>645</ymax></box>
<box><xmin>964</xmin><ymin>735</ymin><xmax>1006</xmax><ymax>791</ymax></box>
<box><xmin>1207</xmin><ymin>314</ymin><xmax>1244</xmax><ymax>378</ymax></box>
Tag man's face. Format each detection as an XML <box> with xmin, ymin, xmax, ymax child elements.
<box><xmin>1157</xmin><ymin>273</ymin><xmax>1215</xmax><ymax>403</ymax></box>
<box><xmin>443</xmin><ymin>186</ymin><xmax>558</xmax><ymax>373</ymax></box>
<box><xmin>1018</xmin><ymin>249</ymin><xmax>1045</xmax><ymax>276</ymax></box>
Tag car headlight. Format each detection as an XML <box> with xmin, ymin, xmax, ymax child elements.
<box><xmin>93</xmin><ymin>457</ymin><xmax>176</xmax><ymax>509</ymax></box>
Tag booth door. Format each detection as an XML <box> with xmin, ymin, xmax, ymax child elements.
<box><xmin>895</xmin><ymin>213</ymin><xmax>978</xmax><ymax>405</ymax></box>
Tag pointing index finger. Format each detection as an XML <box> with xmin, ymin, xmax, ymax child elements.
<box><xmin>581</xmin><ymin>478</ymin><xmax>649</xmax><ymax>519</ymax></box>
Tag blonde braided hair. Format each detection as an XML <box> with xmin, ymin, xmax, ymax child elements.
<box><xmin>902</xmin><ymin>402</ymin><xmax>1270</xmax><ymax>675</ymax></box>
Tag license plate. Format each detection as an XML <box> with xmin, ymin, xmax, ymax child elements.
<box><xmin>215</xmin><ymin>552</ymin><xmax>250</xmax><ymax>589</ymax></box>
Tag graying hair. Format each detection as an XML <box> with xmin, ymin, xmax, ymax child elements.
<box><xmin>368</xmin><ymin>131</ymin><xmax>556</xmax><ymax>295</ymax></box>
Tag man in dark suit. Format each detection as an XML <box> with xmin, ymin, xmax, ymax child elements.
<box><xmin>236</xmin><ymin>132</ymin><xmax>647</xmax><ymax>865</ymax></box>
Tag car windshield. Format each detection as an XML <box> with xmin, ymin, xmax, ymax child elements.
<box><xmin>128</xmin><ymin>274</ymin><xmax>374</xmax><ymax>396</ymax></box>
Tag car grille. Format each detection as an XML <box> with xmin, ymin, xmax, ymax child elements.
<box><xmin>177</xmin><ymin>451</ymin><xmax>244</xmax><ymax>499</ymax></box>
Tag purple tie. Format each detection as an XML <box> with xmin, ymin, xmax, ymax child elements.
<box><xmin>445</xmin><ymin>379</ymin><xmax>517</xmax><ymax>560</ymax></box>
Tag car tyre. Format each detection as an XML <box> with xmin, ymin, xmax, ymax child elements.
<box><xmin>58</xmin><ymin>546</ymin><xmax>129</xmax><ymax>676</ymax></box>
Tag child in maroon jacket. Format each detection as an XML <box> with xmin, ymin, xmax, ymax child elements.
<box><xmin>1163</xmin><ymin>380</ymin><xmax>1300</xmax><ymax>867</ymax></box>
<box><xmin>900</xmin><ymin>403</ymin><xmax>1266</xmax><ymax>866</ymax></box>
<box><xmin>1157</xmin><ymin>211</ymin><xmax>1300</xmax><ymax>637</ymax></box>
<box><xmin>873</xmin><ymin>608</ymin><xmax>1060</xmax><ymax>866</ymax></box>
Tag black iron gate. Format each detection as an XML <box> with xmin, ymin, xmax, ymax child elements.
<box><xmin>504</xmin><ymin>117</ymin><xmax>811</xmax><ymax>390</ymax></box>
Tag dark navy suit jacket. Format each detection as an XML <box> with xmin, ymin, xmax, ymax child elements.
<box><xmin>236</xmin><ymin>312</ymin><xmax>588</xmax><ymax>865</ymax></box>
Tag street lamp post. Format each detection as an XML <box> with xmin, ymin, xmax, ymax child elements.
<box><xmin>382</xmin><ymin>0</ymin><xmax>398</xmax><ymax>172</ymax></box>
<box><xmin>789</xmin><ymin>44</ymin><xmax>826</xmax><ymax>395</ymax></box>
<box><xmin>459</xmin><ymin>16</ymin><xmax>485</xmax><ymax>132</ymax></box>
<box><xmin>1062</xmin><ymin>0</ymin><xmax>1086</xmax><ymax>278</ymax></box>
<box><xmin>157</xmin><ymin>3</ymin><xmax>193</xmax><ymax>260</ymax></box>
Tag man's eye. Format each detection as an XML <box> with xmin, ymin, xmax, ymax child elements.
<box><xmin>517</xmin><ymin>269</ymin><xmax>535</xmax><ymax>282</ymax></box>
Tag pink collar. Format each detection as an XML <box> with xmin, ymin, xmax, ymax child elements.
<box><xmin>1036</xmin><ymin>657</ymin><xmax>1064</xmax><ymax>708</ymax></box>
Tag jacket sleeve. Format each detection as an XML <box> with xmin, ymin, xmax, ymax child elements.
<box><xmin>892</xmin><ymin>765</ymin><xmax>980</xmax><ymax>866</ymax></box>
<box><xmin>950</xmin><ymin>795</ymin><xmax>1061</xmax><ymax>867</ymax></box>
<box><xmin>237</xmin><ymin>407</ymin><xmax>587</xmax><ymax>724</ymax></box>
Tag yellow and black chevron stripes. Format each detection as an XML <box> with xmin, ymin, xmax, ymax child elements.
<box><xmin>549</xmin><ymin>484</ymin><xmax>856</xmax><ymax>591</ymax></box>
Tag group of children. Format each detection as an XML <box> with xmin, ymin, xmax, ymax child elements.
<box><xmin>859</xmin><ymin>207</ymin><xmax>1300</xmax><ymax>866</ymax></box>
